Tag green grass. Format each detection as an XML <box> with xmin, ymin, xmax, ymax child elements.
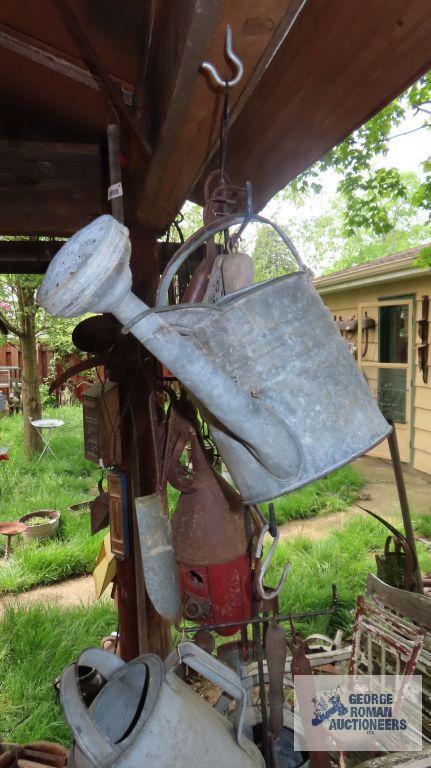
<box><xmin>266</xmin><ymin>464</ymin><xmax>364</xmax><ymax>525</ymax></box>
<box><xmin>413</xmin><ymin>513</ymin><xmax>431</xmax><ymax>540</ymax></box>
<box><xmin>0</xmin><ymin>601</ymin><xmax>117</xmax><ymax>744</ymax></box>
<box><xmin>264</xmin><ymin>515</ymin><xmax>431</xmax><ymax>637</ymax></box>
<box><xmin>0</xmin><ymin>406</ymin><xmax>102</xmax><ymax>594</ymax></box>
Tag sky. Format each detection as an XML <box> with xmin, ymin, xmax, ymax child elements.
<box><xmin>254</xmin><ymin>108</ymin><xmax>431</xmax><ymax>272</ymax></box>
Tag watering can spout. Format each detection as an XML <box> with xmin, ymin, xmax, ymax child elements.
<box><xmin>37</xmin><ymin>215</ymin><xmax>302</xmax><ymax>484</ymax></box>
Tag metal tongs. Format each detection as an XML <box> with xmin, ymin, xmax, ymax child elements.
<box><xmin>255</xmin><ymin>503</ymin><xmax>290</xmax><ymax>600</ymax></box>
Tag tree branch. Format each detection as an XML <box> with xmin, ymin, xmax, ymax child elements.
<box><xmin>0</xmin><ymin>311</ymin><xmax>22</xmax><ymax>338</ymax></box>
<box><xmin>387</xmin><ymin>123</ymin><xmax>431</xmax><ymax>141</ymax></box>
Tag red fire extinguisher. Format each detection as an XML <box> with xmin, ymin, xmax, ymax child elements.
<box><xmin>171</xmin><ymin>431</ymin><xmax>257</xmax><ymax>636</ymax></box>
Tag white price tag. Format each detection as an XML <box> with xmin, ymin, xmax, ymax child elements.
<box><xmin>108</xmin><ymin>182</ymin><xmax>123</xmax><ymax>200</ymax></box>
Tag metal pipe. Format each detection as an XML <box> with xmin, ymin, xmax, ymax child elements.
<box><xmin>183</xmin><ymin>584</ymin><xmax>338</xmax><ymax>633</ymax></box>
<box><xmin>387</xmin><ymin>420</ymin><xmax>423</xmax><ymax>594</ymax></box>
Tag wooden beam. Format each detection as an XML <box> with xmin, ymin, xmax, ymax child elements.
<box><xmin>0</xmin><ymin>140</ymin><xmax>105</xmax><ymax>236</ymax></box>
<box><xmin>0</xmin><ymin>239</ymin><xmax>63</xmax><ymax>274</ymax></box>
<box><xmin>193</xmin><ymin>0</ymin><xmax>431</xmax><ymax>212</ymax></box>
<box><xmin>188</xmin><ymin>0</ymin><xmax>308</xmax><ymax>195</ymax></box>
<box><xmin>0</xmin><ymin>22</ymin><xmax>133</xmax><ymax>105</ymax></box>
<box><xmin>54</xmin><ymin>0</ymin><xmax>151</xmax><ymax>156</ymax></box>
<box><xmin>135</xmin><ymin>0</ymin><xmax>223</xmax><ymax>224</ymax></box>
<box><xmin>137</xmin><ymin>0</ymin><xmax>301</xmax><ymax>231</ymax></box>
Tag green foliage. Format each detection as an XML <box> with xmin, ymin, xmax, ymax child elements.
<box><xmin>253</xmin><ymin>223</ymin><xmax>298</xmax><ymax>281</ymax></box>
<box><xmin>412</xmin><ymin>514</ymin><xmax>431</xmax><ymax>539</ymax></box>
<box><xmin>291</xmin><ymin>71</ymin><xmax>431</xmax><ymax>237</ymax></box>
<box><xmin>0</xmin><ymin>601</ymin><xmax>117</xmax><ymax>744</ymax></box>
<box><xmin>0</xmin><ymin>266</ymin><xmax>79</xmax><ymax>369</ymax></box>
<box><xmin>267</xmin><ymin>465</ymin><xmax>364</xmax><ymax>525</ymax></box>
<box><xmin>0</xmin><ymin>406</ymin><xmax>101</xmax><ymax>594</ymax></box>
<box><xmin>412</xmin><ymin>245</ymin><xmax>431</xmax><ymax>269</ymax></box>
<box><xmin>265</xmin><ymin>516</ymin><xmax>431</xmax><ymax>636</ymax></box>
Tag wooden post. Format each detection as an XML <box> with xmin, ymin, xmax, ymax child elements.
<box><xmin>106</xmin><ymin>123</ymin><xmax>170</xmax><ymax>660</ymax></box>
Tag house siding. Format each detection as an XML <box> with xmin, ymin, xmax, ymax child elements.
<box><xmin>317</xmin><ymin>273</ymin><xmax>431</xmax><ymax>473</ymax></box>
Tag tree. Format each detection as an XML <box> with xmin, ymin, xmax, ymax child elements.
<box><xmin>0</xmin><ymin>271</ymin><xmax>77</xmax><ymax>458</ymax></box>
<box><xmin>252</xmin><ymin>172</ymin><xmax>431</xmax><ymax>277</ymax></box>
<box><xmin>291</xmin><ymin>71</ymin><xmax>431</xmax><ymax>237</ymax></box>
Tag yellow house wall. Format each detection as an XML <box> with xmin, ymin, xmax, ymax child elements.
<box><xmin>318</xmin><ymin>274</ymin><xmax>431</xmax><ymax>473</ymax></box>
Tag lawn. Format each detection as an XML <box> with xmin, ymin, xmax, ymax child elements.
<box><xmin>266</xmin><ymin>514</ymin><xmax>431</xmax><ymax>637</ymax></box>
<box><xmin>0</xmin><ymin>601</ymin><xmax>116</xmax><ymax>745</ymax></box>
<box><xmin>269</xmin><ymin>464</ymin><xmax>364</xmax><ymax>524</ymax></box>
<box><xmin>0</xmin><ymin>513</ymin><xmax>430</xmax><ymax>746</ymax></box>
<box><xmin>0</xmin><ymin>406</ymin><xmax>102</xmax><ymax>595</ymax></box>
<box><xmin>0</xmin><ymin>407</ymin><xmax>364</xmax><ymax>595</ymax></box>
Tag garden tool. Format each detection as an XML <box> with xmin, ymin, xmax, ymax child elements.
<box><xmin>90</xmin><ymin>476</ymin><xmax>109</xmax><ymax>535</ymax></box>
<box><xmin>172</xmin><ymin>429</ymin><xmax>257</xmax><ymax>635</ymax></box>
<box><xmin>375</xmin><ymin>535</ymin><xmax>415</xmax><ymax>591</ymax></box>
<box><xmin>37</xmin><ymin>213</ymin><xmax>391</xmax><ymax>504</ymax></box>
<box><xmin>135</xmin><ymin>493</ymin><xmax>181</xmax><ymax>623</ymax></box>
<box><xmin>60</xmin><ymin>643</ymin><xmax>265</xmax><ymax>768</ymax></box>
<box><xmin>265</xmin><ymin>623</ymin><xmax>288</xmax><ymax>741</ymax></box>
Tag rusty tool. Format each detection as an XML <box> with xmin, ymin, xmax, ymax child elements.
<box><xmin>291</xmin><ymin>637</ymin><xmax>331</xmax><ymax>768</ymax></box>
<box><xmin>265</xmin><ymin>622</ymin><xmax>288</xmax><ymax>742</ymax></box>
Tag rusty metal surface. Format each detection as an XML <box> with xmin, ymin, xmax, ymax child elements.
<box><xmin>0</xmin><ymin>742</ymin><xmax>68</xmax><ymax>768</ymax></box>
<box><xmin>265</xmin><ymin>624</ymin><xmax>288</xmax><ymax>741</ymax></box>
<box><xmin>172</xmin><ymin>433</ymin><xmax>248</xmax><ymax>565</ymax></box>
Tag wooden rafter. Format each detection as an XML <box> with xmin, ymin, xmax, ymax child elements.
<box><xmin>0</xmin><ymin>240</ymin><xmax>63</xmax><ymax>274</ymax></box>
<box><xmin>54</xmin><ymin>0</ymin><xmax>151</xmax><ymax>155</ymax></box>
<box><xmin>0</xmin><ymin>22</ymin><xmax>133</xmax><ymax>105</ymax></box>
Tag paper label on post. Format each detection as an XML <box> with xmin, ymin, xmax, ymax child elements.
<box><xmin>108</xmin><ymin>182</ymin><xmax>123</xmax><ymax>200</ymax></box>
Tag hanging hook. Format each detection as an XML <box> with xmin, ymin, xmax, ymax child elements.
<box><xmin>255</xmin><ymin>504</ymin><xmax>291</xmax><ymax>600</ymax></box>
<box><xmin>201</xmin><ymin>25</ymin><xmax>244</xmax><ymax>89</ymax></box>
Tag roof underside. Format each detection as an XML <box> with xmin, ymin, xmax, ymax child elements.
<box><xmin>1</xmin><ymin>0</ymin><xmax>431</xmax><ymax>235</ymax></box>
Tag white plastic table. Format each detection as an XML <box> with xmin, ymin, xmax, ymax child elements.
<box><xmin>30</xmin><ymin>418</ymin><xmax>64</xmax><ymax>461</ymax></box>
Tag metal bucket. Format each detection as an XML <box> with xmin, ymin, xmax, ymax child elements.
<box><xmin>37</xmin><ymin>215</ymin><xmax>390</xmax><ymax>503</ymax></box>
<box><xmin>60</xmin><ymin>644</ymin><xmax>264</xmax><ymax>768</ymax></box>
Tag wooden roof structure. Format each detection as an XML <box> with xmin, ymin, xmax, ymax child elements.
<box><xmin>2</xmin><ymin>0</ymin><xmax>431</xmax><ymax>661</ymax></box>
<box><xmin>1</xmin><ymin>0</ymin><xmax>431</xmax><ymax>243</ymax></box>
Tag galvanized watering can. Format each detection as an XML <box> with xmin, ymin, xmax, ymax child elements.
<box><xmin>37</xmin><ymin>214</ymin><xmax>390</xmax><ymax>503</ymax></box>
<box><xmin>60</xmin><ymin>644</ymin><xmax>265</xmax><ymax>768</ymax></box>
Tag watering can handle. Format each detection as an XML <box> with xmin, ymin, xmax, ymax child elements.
<box><xmin>157</xmin><ymin>212</ymin><xmax>309</xmax><ymax>307</ymax></box>
<box><xmin>177</xmin><ymin>641</ymin><xmax>249</xmax><ymax>752</ymax></box>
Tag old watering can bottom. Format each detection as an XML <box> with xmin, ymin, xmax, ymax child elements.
<box><xmin>38</xmin><ymin>214</ymin><xmax>391</xmax><ymax>503</ymax></box>
<box><xmin>60</xmin><ymin>644</ymin><xmax>264</xmax><ymax>768</ymax></box>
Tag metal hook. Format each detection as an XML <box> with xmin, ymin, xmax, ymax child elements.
<box><xmin>255</xmin><ymin>504</ymin><xmax>290</xmax><ymax>600</ymax></box>
<box><xmin>201</xmin><ymin>25</ymin><xmax>244</xmax><ymax>89</ymax></box>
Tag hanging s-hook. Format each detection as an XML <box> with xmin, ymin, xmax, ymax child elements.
<box><xmin>201</xmin><ymin>25</ymin><xmax>244</xmax><ymax>89</ymax></box>
<box><xmin>255</xmin><ymin>504</ymin><xmax>291</xmax><ymax>600</ymax></box>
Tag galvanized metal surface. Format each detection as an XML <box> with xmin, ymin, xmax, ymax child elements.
<box><xmin>37</xmin><ymin>214</ymin><xmax>390</xmax><ymax>503</ymax></box>
<box><xmin>135</xmin><ymin>493</ymin><xmax>181</xmax><ymax>623</ymax></box>
<box><xmin>60</xmin><ymin>645</ymin><xmax>264</xmax><ymax>768</ymax></box>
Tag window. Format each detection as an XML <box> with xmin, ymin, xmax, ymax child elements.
<box><xmin>377</xmin><ymin>304</ymin><xmax>409</xmax><ymax>423</ymax></box>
